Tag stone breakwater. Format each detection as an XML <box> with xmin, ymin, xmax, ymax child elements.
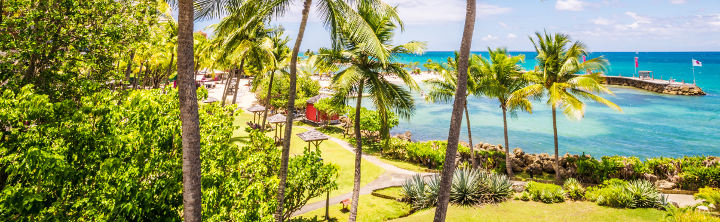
<box><xmin>604</xmin><ymin>76</ymin><xmax>706</xmax><ymax>96</ymax></box>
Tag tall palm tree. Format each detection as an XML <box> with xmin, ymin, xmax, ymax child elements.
<box><xmin>433</xmin><ymin>0</ymin><xmax>475</xmax><ymax>220</ymax></box>
<box><xmin>513</xmin><ymin>32</ymin><xmax>621</xmax><ymax>181</ymax></box>
<box><xmin>424</xmin><ymin>53</ymin><xmax>482</xmax><ymax>168</ymax></box>
<box><xmin>472</xmin><ymin>48</ymin><xmax>532</xmax><ymax>178</ymax></box>
<box><xmin>314</xmin><ymin>2</ymin><xmax>425</xmax><ymax>220</ymax></box>
<box><xmin>260</xmin><ymin>29</ymin><xmax>291</xmax><ymax>129</ymax></box>
<box><xmin>176</xmin><ymin>0</ymin><xmax>201</xmax><ymax>221</ymax></box>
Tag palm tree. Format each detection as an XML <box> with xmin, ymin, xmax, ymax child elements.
<box><xmin>471</xmin><ymin>48</ymin><xmax>532</xmax><ymax>178</ymax></box>
<box><xmin>424</xmin><ymin>53</ymin><xmax>482</xmax><ymax>168</ymax></box>
<box><xmin>433</xmin><ymin>0</ymin><xmax>475</xmax><ymax>220</ymax></box>
<box><xmin>260</xmin><ymin>29</ymin><xmax>291</xmax><ymax>129</ymax></box>
<box><xmin>513</xmin><ymin>32</ymin><xmax>621</xmax><ymax>181</ymax></box>
<box><xmin>314</xmin><ymin>2</ymin><xmax>425</xmax><ymax>220</ymax></box>
<box><xmin>176</xmin><ymin>0</ymin><xmax>201</xmax><ymax>221</ymax></box>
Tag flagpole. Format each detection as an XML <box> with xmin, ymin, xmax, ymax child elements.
<box><xmin>692</xmin><ymin>58</ymin><xmax>696</xmax><ymax>85</ymax></box>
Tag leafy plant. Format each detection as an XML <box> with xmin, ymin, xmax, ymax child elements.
<box><xmin>694</xmin><ymin>187</ymin><xmax>720</xmax><ymax>212</ymax></box>
<box><xmin>664</xmin><ymin>205</ymin><xmax>720</xmax><ymax>222</ymax></box>
<box><xmin>524</xmin><ymin>181</ymin><xmax>565</xmax><ymax>203</ymax></box>
<box><xmin>586</xmin><ymin>179</ymin><xmax>664</xmax><ymax>209</ymax></box>
<box><xmin>450</xmin><ymin>168</ymin><xmax>484</xmax><ymax>206</ymax></box>
<box><xmin>563</xmin><ymin>178</ymin><xmax>585</xmax><ymax>200</ymax></box>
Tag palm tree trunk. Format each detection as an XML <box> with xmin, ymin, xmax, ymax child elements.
<box><xmin>349</xmin><ymin>81</ymin><xmax>364</xmax><ymax>222</ymax></box>
<box><xmin>221</xmin><ymin>67</ymin><xmax>234</xmax><ymax>107</ymax></box>
<box><xmin>261</xmin><ymin>69</ymin><xmax>275</xmax><ymax>130</ymax></box>
<box><xmin>552</xmin><ymin>105</ymin><xmax>560</xmax><ymax>181</ymax></box>
<box><xmin>134</xmin><ymin>61</ymin><xmax>144</xmax><ymax>89</ymax></box>
<box><xmin>124</xmin><ymin>51</ymin><xmax>135</xmax><ymax>84</ymax></box>
<box><xmin>275</xmin><ymin>0</ymin><xmax>312</xmax><ymax>221</ymax></box>
<box><xmin>142</xmin><ymin>65</ymin><xmax>150</xmax><ymax>89</ymax></box>
<box><xmin>177</xmin><ymin>0</ymin><xmax>202</xmax><ymax>221</ymax></box>
<box><xmin>503</xmin><ymin>106</ymin><xmax>513</xmax><ymax>178</ymax></box>
<box><xmin>232</xmin><ymin>59</ymin><xmax>245</xmax><ymax>105</ymax></box>
<box><xmin>464</xmin><ymin>103</ymin><xmax>475</xmax><ymax>168</ymax></box>
<box><xmin>433</xmin><ymin>0</ymin><xmax>475</xmax><ymax>221</ymax></box>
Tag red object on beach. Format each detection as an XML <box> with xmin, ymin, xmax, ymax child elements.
<box><xmin>635</xmin><ymin>57</ymin><xmax>639</xmax><ymax>68</ymax></box>
<box><xmin>582</xmin><ymin>55</ymin><xmax>586</xmax><ymax>62</ymax></box>
<box><xmin>340</xmin><ymin>199</ymin><xmax>351</xmax><ymax>210</ymax></box>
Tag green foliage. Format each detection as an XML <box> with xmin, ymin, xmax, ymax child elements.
<box><xmin>0</xmin><ymin>86</ymin><xmax>337</xmax><ymax>221</ymax></box>
<box><xmin>694</xmin><ymin>187</ymin><xmax>720</xmax><ymax>212</ymax></box>
<box><xmin>255</xmin><ymin>74</ymin><xmax>320</xmax><ymax>109</ymax></box>
<box><xmin>586</xmin><ymin>179</ymin><xmax>664</xmax><ymax>209</ymax></box>
<box><xmin>663</xmin><ymin>205</ymin><xmax>720</xmax><ymax>222</ymax></box>
<box><xmin>524</xmin><ymin>182</ymin><xmax>565</xmax><ymax>203</ymax></box>
<box><xmin>1</xmin><ymin>0</ymin><xmax>158</xmax><ymax>100</ymax></box>
<box><xmin>402</xmin><ymin>170</ymin><xmax>512</xmax><ymax>209</ymax></box>
<box><xmin>313</xmin><ymin>98</ymin><xmax>345</xmax><ymax>117</ymax></box>
<box><xmin>563</xmin><ymin>178</ymin><xmax>585</xmax><ymax>200</ymax></box>
<box><xmin>680</xmin><ymin>166</ymin><xmax>720</xmax><ymax>190</ymax></box>
<box><xmin>347</xmin><ymin>107</ymin><xmax>399</xmax><ymax>134</ymax></box>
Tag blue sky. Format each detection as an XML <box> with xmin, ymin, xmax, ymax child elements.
<box><xmin>193</xmin><ymin>0</ymin><xmax>720</xmax><ymax>52</ymax></box>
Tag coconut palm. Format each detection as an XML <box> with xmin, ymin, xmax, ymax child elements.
<box><xmin>175</xmin><ymin>0</ymin><xmax>202</xmax><ymax>220</ymax></box>
<box><xmin>433</xmin><ymin>0</ymin><xmax>476</xmax><ymax>220</ymax></box>
<box><xmin>259</xmin><ymin>29</ymin><xmax>291</xmax><ymax>129</ymax></box>
<box><xmin>424</xmin><ymin>53</ymin><xmax>482</xmax><ymax>168</ymax></box>
<box><xmin>314</xmin><ymin>2</ymin><xmax>425</xmax><ymax>220</ymax></box>
<box><xmin>512</xmin><ymin>32</ymin><xmax>621</xmax><ymax>181</ymax></box>
<box><xmin>471</xmin><ymin>48</ymin><xmax>532</xmax><ymax>178</ymax></box>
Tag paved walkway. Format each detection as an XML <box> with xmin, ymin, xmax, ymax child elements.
<box><xmin>292</xmin><ymin>126</ymin><xmax>432</xmax><ymax>216</ymax></box>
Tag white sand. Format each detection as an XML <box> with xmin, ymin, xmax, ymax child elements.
<box><xmin>207</xmin><ymin>78</ymin><xmax>257</xmax><ymax>110</ymax></box>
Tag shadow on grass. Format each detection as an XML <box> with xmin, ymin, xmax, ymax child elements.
<box><xmin>289</xmin><ymin>216</ymin><xmax>339</xmax><ymax>222</ymax></box>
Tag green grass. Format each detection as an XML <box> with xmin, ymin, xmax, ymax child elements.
<box><xmin>293</xmin><ymin>194</ymin><xmax>413</xmax><ymax>222</ymax></box>
<box><xmin>232</xmin><ymin>112</ymin><xmax>385</xmax><ymax>203</ymax></box>
<box><xmin>392</xmin><ymin>200</ymin><xmax>666</xmax><ymax>222</ymax></box>
<box><xmin>377</xmin><ymin>157</ymin><xmax>437</xmax><ymax>173</ymax></box>
<box><xmin>372</xmin><ymin>186</ymin><xmax>404</xmax><ymax>200</ymax></box>
<box><xmin>513</xmin><ymin>171</ymin><xmax>556</xmax><ymax>182</ymax></box>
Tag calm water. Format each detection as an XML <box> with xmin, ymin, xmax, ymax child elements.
<box><xmin>386</xmin><ymin>52</ymin><xmax>720</xmax><ymax>158</ymax></box>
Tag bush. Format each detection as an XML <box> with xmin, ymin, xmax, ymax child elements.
<box><xmin>694</xmin><ymin>187</ymin><xmax>720</xmax><ymax>212</ymax></box>
<box><xmin>586</xmin><ymin>179</ymin><xmax>664</xmax><ymax>209</ymax></box>
<box><xmin>402</xmin><ymin>169</ymin><xmax>512</xmax><ymax>209</ymax></box>
<box><xmin>680</xmin><ymin>166</ymin><xmax>720</xmax><ymax>190</ymax></box>
<box><xmin>563</xmin><ymin>178</ymin><xmax>585</xmax><ymax>200</ymax></box>
<box><xmin>524</xmin><ymin>182</ymin><xmax>565</xmax><ymax>203</ymax></box>
<box><xmin>405</xmin><ymin>141</ymin><xmax>447</xmax><ymax>169</ymax></box>
<box><xmin>664</xmin><ymin>205</ymin><xmax>720</xmax><ymax>222</ymax></box>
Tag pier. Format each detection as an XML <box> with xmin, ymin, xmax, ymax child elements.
<box><xmin>603</xmin><ymin>75</ymin><xmax>706</xmax><ymax>96</ymax></box>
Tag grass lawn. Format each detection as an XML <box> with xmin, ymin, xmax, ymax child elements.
<box><xmin>372</xmin><ymin>186</ymin><xmax>403</xmax><ymax>200</ymax></box>
<box><xmin>293</xmin><ymin>194</ymin><xmax>413</xmax><ymax>222</ymax></box>
<box><xmin>392</xmin><ymin>200</ymin><xmax>666</xmax><ymax>222</ymax></box>
<box><xmin>232</xmin><ymin>112</ymin><xmax>385</xmax><ymax>203</ymax></box>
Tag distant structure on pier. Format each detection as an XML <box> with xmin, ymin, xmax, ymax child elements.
<box><xmin>603</xmin><ymin>74</ymin><xmax>705</xmax><ymax>96</ymax></box>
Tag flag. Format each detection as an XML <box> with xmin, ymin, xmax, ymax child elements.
<box><xmin>582</xmin><ymin>55</ymin><xmax>586</xmax><ymax>62</ymax></box>
<box><xmin>692</xmin><ymin>59</ymin><xmax>703</xmax><ymax>67</ymax></box>
<box><xmin>634</xmin><ymin>57</ymin><xmax>639</xmax><ymax>68</ymax></box>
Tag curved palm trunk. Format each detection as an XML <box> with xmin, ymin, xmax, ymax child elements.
<box><xmin>221</xmin><ymin>67</ymin><xmax>234</xmax><ymax>107</ymax></box>
<box><xmin>177</xmin><ymin>0</ymin><xmax>202</xmax><ymax>221</ymax></box>
<box><xmin>232</xmin><ymin>59</ymin><xmax>245</xmax><ymax>105</ymax></box>
<box><xmin>552</xmin><ymin>105</ymin><xmax>560</xmax><ymax>181</ymax></box>
<box><xmin>434</xmin><ymin>0</ymin><xmax>475</xmax><ymax>221</ymax></box>
<box><xmin>464</xmin><ymin>103</ymin><xmax>475</xmax><ymax>168</ymax></box>
<box><xmin>502</xmin><ymin>106</ymin><xmax>513</xmax><ymax>178</ymax></box>
<box><xmin>124</xmin><ymin>51</ymin><xmax>135</xmax><ymax>84</ymax></box>
<box><xmin>349</xmin><ymin>81</ymin><xmax>364</xmax><ymax>222</ymax></box>
<box><xmin>261</xmin><ymin>69</ymin><xmax>275</xmax><ymax>130</ymax></box>
<box><xmin>275</xmin><ymin>0</ymin><xmax>312</xmax><ymax>221</ymax></box>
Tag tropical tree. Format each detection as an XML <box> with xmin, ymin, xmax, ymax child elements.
<box><xmin>423</xmin><ymin>53</ymin><xmax>482</xmax><ymax>168</ymax></box>
<box><xmin>175</xmin><ymin>0</ymin><xmax>202</xmax><ymax>220</ymax></box>
<box><xmin>260</xmin><ymin>28</ymin><xmax>291</xmax><ymax>129</ymax></box>
<box><xmin>471</xmin><ymin>48</ymin><xmax>531</xmax><ymax>177</ymax></box>
<box><xmin>314</xmin><ymin>2</ymin><xmax>425</xmax><ymax>220</ymax></box>
<box><xmin>512</xmin><ymin>32</ymin><xmax>621</xmax><ymax>181</ymax></box>
<box><xmin>433</xmin><ymin>0</ymin><xmax>476</xmax><ymax>220</ymax></box>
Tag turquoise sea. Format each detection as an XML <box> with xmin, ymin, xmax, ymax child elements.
<box><xmin>387</xmin><ymin>51</ymin><xmax>720</xmax><ymax>158</ymax></box>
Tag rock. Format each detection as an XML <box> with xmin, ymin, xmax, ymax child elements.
<box><xmin>670</xmin><ymin>175</ymin><xmax>681</xmax><ymax>183</ymax></box>
<box><xmin>512</xmin><ymin>183</ymin><xmax>526</xmax><ymax>193</ymax></box>
<box><xmin>643</xmin><ymin>173</ymin><xmax>658</xmax><ymax>182</ymax></box>
<box><xmin>392</xmin><ymin>131</ymin><xmax>412</xmax><ymax>142</ymax></box>
<box><xmin>513</xmin><ymin>148</ymin><xmax>525</xmax><ymax>157</ymax></box>
<box><xmin>511</xmin><ymin>158</ymin><xmax>524</xmax><ymax>173</ymax></box>
<box><xmin>656</xmin><ymin>180</ymin><xmax>676</xmax><ymax>190</ymax></box>
<box><xmin>697</xmin><ymin>206</ymin><xmax>710</xmax><ymax>212</ymax></box>
<box><xmin>527</xmin><ymin>163</ymin><xmax>543</xmax><ymax>177</ymax></box>
<box><xmin>542</xmin><ymin>160</ymin><xmax>555</xmax><ymax>174</ymax></box>
<box><xmin>459</xmin><ymin>141</ymin><xmax>470</xmax><ymax>149</ymax></box>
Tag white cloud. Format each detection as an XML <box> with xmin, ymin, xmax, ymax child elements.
<box><xmin>481</xmin><ymin>35</ymin><xmax>499</xmax><ymax>41</ymax></box>
<box><xmin>670</xmin><ymin>0</ymin><xmax>687</xmax><ymax>4</ymax></box>
<box><xmin>556</xmin><ymin>0</ymin><xmax>585</xmax><ymax>11</ymax></box>
<box><xmin>507</xmin><ymin>33</ymin><xmax>517</xmax><ymax>39</ymax></box>
<box><xmin>592</xmin><ymin>17</ymin><xmax>613</xmax><ymax>25</ymax></box>
<box><xmin>498</xmin><ymin>22</ymin><xmax>508</xmax><ymax>28</ymax></box>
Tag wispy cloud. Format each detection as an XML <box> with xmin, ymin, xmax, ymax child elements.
<box><xmin>556</xmin><ymin>0</ymin><xmax>585</xmax><ymax>11</ymax></box>
<box><xmin>481</xmin><ymin>34</ymin><xmax>499</xmax><ymax>41</ymax></box>
<box><xmin>670</xmin><ymin>0</ymin><xmax>687</xmax><ymax>4</ymax></box>
<box><xmin>507</xmin><ymin>33</ymin><xmax>517</xmax><ymax>39</ymax></box>
<box><xmin>592</xmin><ymin>17</ymin><xmax>613</xmax><ymax>25</ymax></box>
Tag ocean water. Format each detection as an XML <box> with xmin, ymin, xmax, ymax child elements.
<box><xmin>385</xmin><ymin>51</ymin><xmax>720</xmax><ymax>158</ymax></box>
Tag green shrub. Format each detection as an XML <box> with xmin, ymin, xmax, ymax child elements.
<box><xmin>405</xmin><ymin>141</ymin><xmax>447</xmax><ymax>169</ymax></box>
<box><xmin>563</xmin><ymin>178</ymin><xmax>585</xmax><ymax>200</ymax></box>
<box><xmin>402</xmin><ymin>169</ymin><xmax>512</xmax><ymax>209</ymax></box>
<box><xmin>645</xmin><ymin>157</ymin><xmax>678</xmax><ymax>179</ymax></box>
<box><xmin>586</xmin><ymin>179</ymin><xmax>664</xmax><ymax>209</ymax></box>
<box><xmin>525</xmin><ymin>182</ymin><xmax>565</xmax><ymax>203</ymax></box>
<box><xmin>450</xmin><ymin>168</ymin><xmax>484</xmax><ymax>205</ymax></box>
<box><xmin>680</xmin><ymin>166</ymin><xmax>720</xmax><ymax>190</ymax></box>
<box><xmin>664</xmin><ymin>205</ymin><xmax>720</xmax><ymax>222</ymax></box>
<box><xmin>694</xmin><ymin>187</ymin><xmax>720</xmax><ymax>212</ymax></box>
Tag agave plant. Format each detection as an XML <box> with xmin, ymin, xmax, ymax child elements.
<box><xmin>479</xmin><ymin>171</ymin><xmax>514</xmax><ymax>203</ymax></box>
<box><xmin>563</xmin><ymin>178</ymin><xmax>585</xmax><ymax>200</ymax></box>
<box><xmin>402</xmin><ymin>175</ymin><xmax>427</xmax><ymax>204</ymax></box>
<box><xmin>626</xmin><ymin>180</ymin><xmax>663</xmax><ymax>208</ymax></box>
<box><xmin>450</xmin><ymin>168</ymin><xmax>484</xmax><ymax>206</ymax></box>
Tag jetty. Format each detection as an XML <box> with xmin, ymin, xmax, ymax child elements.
<box><xmin>603</xmin><ymin>72</ymin><xmax>706</xmax><ymax>96</ymax></box>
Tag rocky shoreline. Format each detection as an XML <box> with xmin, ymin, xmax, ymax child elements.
<box><xmin>604</xmin><ymin>76</ymin><xmax>706</xmax><ymax>96</ymax></box>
